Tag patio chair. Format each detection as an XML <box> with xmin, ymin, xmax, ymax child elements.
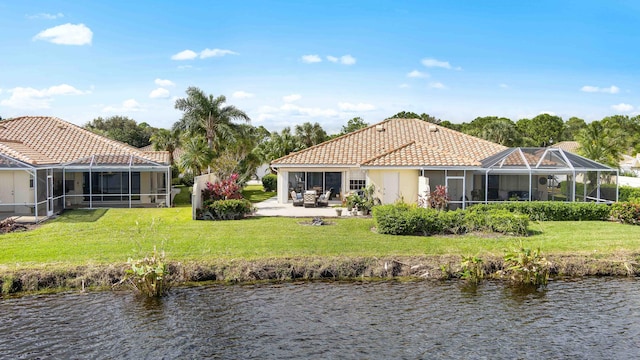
<box><xmin>291</xmin><ymin>191</ymin><xmax>303</xmax><ymax>207</ymax></box>
<box><xmin>303</xmin><ymin>190</ymin><xmax>317</xmax><ymax>208</ymax></box>
<box><xmin>317</xmin><ymin>190</ymin><xmax>331</xmax><ymax>207</ymax></box>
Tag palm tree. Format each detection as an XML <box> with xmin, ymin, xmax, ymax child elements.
<box><xmin>576</xmin><ymin>121</ymin><xmax>624</xmax><ymax>168</ymax></box>
<box><xmin>150</xmin><ymin>128</ymin><xmax>182</xmax><ymax>166</ymax></box>
<box><xmin>174</xmin><ymin>87</ymin><xmax>250</xmax><ymax>152</ymax></box>
<box><xmin>295</xmin><ymin>122</ymin><xmax>327</xmax><ymax>148</ymax></box>
<box><xmin>178</xmin><ymin>136</ymin><xmax>213</xmax><ymax>176</ymax></box>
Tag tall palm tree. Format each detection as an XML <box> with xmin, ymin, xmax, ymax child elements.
<box><xmin>178</xmin><ymin>136</ymin><xmax>213</xmax><ymax>176</ymax></box>
<box><xmin>174</xmin><ymin>87</ymin><xmax>250</xmax><ymax>152</ymax></box>
<box><xmin>480</xmin><ymin>119</ymin><xmax>520</xmax><ymax>146</ymax></box>
<box><xmin>150</xmin><ymin>128</ymin><xmax>182</xmax><ymax>166</ymax></box>
<box><xmin>295</xmin><ymin>122</ymin><xmax>327</xmax><ymax>148</ymax></box>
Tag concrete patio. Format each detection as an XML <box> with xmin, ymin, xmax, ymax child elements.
<box><xmin>253</xmin><ymin>196</ymin><xmax>355</xmax><ymax>217</ymax></box>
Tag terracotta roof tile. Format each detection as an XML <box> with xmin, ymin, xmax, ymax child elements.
<box><xmin>0</xmin><ymin>116</ymin><xmax>169</xmax><ymax>166</ymax></box>
<box><xmin>271</xmin><ymin>118</ymin><xmax>507</xmax><ymax>167</ymax></box>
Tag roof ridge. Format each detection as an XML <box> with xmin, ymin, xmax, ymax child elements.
<box><xmin>361</xmin><ymin>140</ymin><xmax>416</xmax><ymax>165</ymax></box>
<box><xmin>271</xmin><ymin>118</ymin><xmax>394</xmax><ymax>164</ymax></box>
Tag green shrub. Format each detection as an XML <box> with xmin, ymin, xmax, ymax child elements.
<box><xmin>171</xmin><ymin>177</ymin><xmax>182</xmax><ymax>186</ymax></box>
<box><xmin>262</xmin><ymin>174</ymin><xmax>277</xmax><ymax>192</ymax></box>
<box><xmin>619</xmin><ymin>186</ymin><xmax>640</xmax><ymax>202</ymax></box>
<box><xmin>118</xmin><ymin>247</ymin><xmax>170</xmax><ymax>297</ymax></box>
<box><xmin>207</xmin><ymin>199</ymin><xmax>254</xmax><ymax>220</ymax></box>
<box><xmin>503</xmin><ymin>244</ymin><xmax>551</xmax><ymax>288</ymax></box>
<box><xmin>181</xmin><ymin>172</ymin><xmax>194</xmax><ymax>187</ymax></box>
<box><xmin>470</xmin><ymin>201</ymin><xmax>609</xmax><ymax>221</ymax></box>
<box><xmin>610</xmin><ymin>202</ymin><xmax>640</xmax><ymax>225</ymax></box>
<box><xmin>373</xmin><ymin>204</ymin><xmax>528</xmax><ymax>236</ymax></box>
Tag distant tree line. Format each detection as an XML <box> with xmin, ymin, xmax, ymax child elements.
<box><xmin>83</xmin><ymin>94</ymin><xmax>637</xmax><ymax>180</ymax></box>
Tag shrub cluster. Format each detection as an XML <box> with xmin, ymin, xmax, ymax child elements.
<box><xmin>373</xmin><ymin>204</ymin><xmax>529</xmax><ymax>236</ymax></box>
<box><xmin>619</xmin><ymin>186</ymin><xmax>640</xmax><ymax>202</ymax></box>
<box><xmin>469</xmin><ymin>201</ymin><xmax>610</xmax><ymax>221</ymax></box>
<box><xmin>262</xmin><ymin>174</ymin><xmax>277</xmax><ymax>192</ymax></box>
<box><xmin>203</xmin><ymin>199</ymin><xmax>254</xmax><ymax>220</ymax></box>
<box><xmin>610</xmin><ymin>202</ymin><xmax>640</xmax><ymax>225</ymax></box>
<box><xmin>202</xmin><ymin>173</ymin><xmax>242</xmax><ymax>201</ymax></box>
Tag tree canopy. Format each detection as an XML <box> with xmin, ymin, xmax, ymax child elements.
<box><xmin>84</xmin><ymin>115</ymin><xmax>156</xmax><ymax>148</ymax></box>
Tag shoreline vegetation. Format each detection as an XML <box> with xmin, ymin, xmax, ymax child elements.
<box><xmin>1</xmin><ymin>203</ymin><xmax>640</xmax><ymax>295</ymax></box>
<box><xmin>1</xmin><ymin>254</ymin><xmax>639</xmax><ymax>295</ymax></box>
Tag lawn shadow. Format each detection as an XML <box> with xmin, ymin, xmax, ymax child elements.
<box><xmin>53</xmin><ymin>209</ymin><xmax>109</xmax><ymax>223</ymax></box>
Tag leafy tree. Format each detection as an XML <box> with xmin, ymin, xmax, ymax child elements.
<box><xmin>84</xmin><ymin>116</ymin><xmax>155</xmax><ymax>148</ymax></box>
<box><xmin>214</xmin><ymin>124</ymin><xmax>269</xmax><ymax>182</ymax></box>
<box><xmin>480</xmin><ymin>118</ymin><xmax>521</xmax><ymax>146</ymax></box>
<box><xmin>517</xmin><ymin>114</ymin><xmax>565</xmax><ymax>147</ymax></box>
<box><xmin>294</xmin><ymin>122</ymin><xmax>327</xmax><ymax>148</ymax></box>
<box><xmin>389</xmin><ymin>111</ymin><xmax>441</xmax><ymax>124</ymax></box>
<box><xmin>174</xmin><ymin>87</ymin><xmax>250</xmax><ymax>152</ymax></box>
<box><xmin>339</xmin><ymin>117</ymin><xmax>369</xmax><ymax>136</ymax></box>
<box><xmin>150</xmin><ymin>128</ymin><xmax>182</xmax><ymax>166</ymax></box>
<box><xmin>601</xmin><ymin>115</ymin><xmax>640</xmax><ymax>154</ymax></box>
<box><xmin>439</xmin><ymin>120</ymin><xmax>462</xmax><ymax>131</ymax></box>
<box><xmin>563</xmin><ymin>117</ymin><xmax>587</xmax><ymax>141</ymax></box>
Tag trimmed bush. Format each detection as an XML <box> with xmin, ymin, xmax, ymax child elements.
<box><xmin>206</xmin><ymin>199</ymin><xmax>254</xmax><ymax>220</ymax></box>
<box><xmin>469</xmin><ymin>201</ymin><xmax>610</xmax><ymax>221</ymax></box>
<box><xmin>262</xmin><ymin>174</ymin><xmax>277</xmax><ymax>192</ymax></box>
<box><xmin>373</xmin><ymin>204</ymin><xmax>528</xmax><ymax>236</ymax></box>
<box><xmin>619</xmin><ymin>186</ymin><xmax>640</xmax><ymax>202</ymax></box>
<box><xmin>610</xmin><ymin>202</ymin><xmax>640</xmax><ymax>225</ymax></box>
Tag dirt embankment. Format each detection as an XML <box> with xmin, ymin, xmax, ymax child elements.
<box><xmin>1</xmin><ymin>254</ymin><xmax>639</xmax><ymax>295</ymax></box>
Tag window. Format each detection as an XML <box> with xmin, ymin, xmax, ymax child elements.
<box><xmin>349</xmin><ymin>179</ymin><xmax>366</xmax><ymax>191</ymax></box>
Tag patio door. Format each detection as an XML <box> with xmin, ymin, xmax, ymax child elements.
<box><xmin>46</xmin><ymin>170</ymin><xmax>54</xmax><ymax>217</ymax></box>
<box><xmin>0</xmin><ymin>172</ymin><xmax>14</xmax><ymax>212</ymax></box>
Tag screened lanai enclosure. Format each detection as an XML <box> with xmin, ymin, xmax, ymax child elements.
<box><xmin>429</xmin><ymin>147</ymin><xmax>619</xmax><ymax>210</ymax></box>
<box><xmin>0</xmin><ymin>153</ymin><xmax>170</xmax><ymax>222</ymax></box>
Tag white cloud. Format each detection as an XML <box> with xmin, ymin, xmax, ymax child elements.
<box><xmin>27</xmin><ymin>12</ymin><xmax>64</xmax><ymax>20</ymax></box>
<box><xmin>421</xmin><ymin>58</ymin><xmax>461</xmax><ymax>70</ymax></box>
<box><xmin>171</xmin><ymin>50</ymin><xmax>198</xmax><ymax>60</ymax></box>
<box><xmin>283</xmin><ymin>94</ymin><xmax>302</xmax><ymax>103</ymax></box>
<box><xmin>399</xmin><ymin>83</ymin><xmax>410</xmax><ymax>88</ymax></box>
<box><xmin>200</xmin><ymin>48</ymin><xmax>238</xmax><ymax>58</ymax></box>
<box><xmin>232</xmin><ymin>91</ymin><xmax>254</xmax><ymax>99</ymax></box>
<box><xmin>33</xmin><ymin>23</ymin><xmax>92</xmax><ymax>45</ymax></box>
<box><xmin>301</xmin><ymin>54</ymin><xmax>322</xmax><ymax>63</ymax></box>
<box><xmin>0</xmin><ymin>84</ymin><xmax>88</xmax><ymax>109</ymax></box>
<box><xmin>499</xmin><ymin>83</ymin><xmax>509</xmax><ymax>88</ymax></box>
<box><xmin>340</xmin><ymin>55</ymin><xmax>356</xmax><ymax>65</ymax></box>
<box><xmin>407</xmin><ymin>70</ymin><xmax>429</xmax><ymax>78</ymax></box>
<box><xmin>155</xmin><ymin>78</ymin><xmax>175</xmax><ymax>87</ymax></box>
<box><xmin>612</xmin><ymin>103</ymin><xmax>634</xmax><ymax>112</ymax></box>
<box><xmin>103</xmin><ymin>99</ymin><xmax>143</xmax><ymax>113</ymax></box>
<box><xmin>149</xmin><ymin>88</ymin><xmax>170</xmax><ymax>99</ymax></box>
<box><xmin>580</xmin><ymin>85</ymin><xmax>619</xmax><ymax>94</ymax></box>
<box><xmin>327</xmin><ymin>56</ymin><xmax>338</xmax><ymax>63</ymax></box>
<box><xmin>429</xmin><ymin>82</ymin><xmax>446</xmax><ymax>89</ymax></box>
<box><xmin>338</xmin><ymin>102</ymin><xmax>375</xmax><ymax>111</ymax></box>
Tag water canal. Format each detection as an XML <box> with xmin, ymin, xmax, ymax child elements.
<box><xmin>1</xmin><ymin>278</ymin><xmax>639</xmax><ymax>359</ymax></box>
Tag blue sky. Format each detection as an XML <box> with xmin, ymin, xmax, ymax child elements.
<box><xmin>1</xmin><ymin>1</ymin><xmax>639</xmax><ymax>133</ymax></box>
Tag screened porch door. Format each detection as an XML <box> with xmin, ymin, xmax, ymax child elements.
<box><xmin>446</xmin><ymin>176</ymin><xmax>465</xmax><ymax>209</ymax></box>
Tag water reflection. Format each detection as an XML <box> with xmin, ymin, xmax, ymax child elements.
<box><xmin>0</xmin><ymin>278</ymin><xmax>639</xmax><ymax>359</ymax></box>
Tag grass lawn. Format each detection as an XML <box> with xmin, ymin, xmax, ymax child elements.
<box><xmin>172</xmin><ymin>185</ymin><xmax>192</xmax><ymax>207</ymax></box>
<box><xmin>1</xmin><ymin>207</ymin><xmax>640</xmax><ymax>268</ymax></box>
<box><xmin>242</xmin><ymin>184</ymin><xmax>276</xmax><ymax>203</ymax></box>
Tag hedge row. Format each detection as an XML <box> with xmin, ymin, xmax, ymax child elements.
<box><xmin>469</xmin><ymin>201</ymin><xmax>611</xmax><ymax>221</ymax></box>
<box><xmin>373</xmin><ymin>204</ymin><xmax>529</xmax><ymax>236</ymax></box>
<box><xmin>610</xmin><ymin>202</ymin><xmax>640</xmax><ymax>225</ymax></box>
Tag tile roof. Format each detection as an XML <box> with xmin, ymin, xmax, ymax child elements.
<box><xmin>271</xmin><ymin>118</ymin><xmax>507</xmax><ymax>167</ymax></box>
<box><xmin>0</xmin><ymin>116</ymin><xmax>169</xmax><ymax>166</ymax></box>
<box><xmin>551</xmin><ymin>141</ymin><xmax>580</xmax><ymax>153</ymax></box>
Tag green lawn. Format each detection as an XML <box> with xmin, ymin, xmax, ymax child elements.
<box><xmin>1</xmin><ymin>207</ymin><xmax>640</xmax><ymax>268</ymax></box>
<box><xmin>242</xmin><ymin>184</ymin><xmax>276</xmax><ymax>203</ymax></box>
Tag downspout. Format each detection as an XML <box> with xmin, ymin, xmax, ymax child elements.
<box><xmin>597</xmin><ymin>171</ymin><xmax>601</xmax><ymax>202</ymax></box>
<box><xmin>616</xmin><ymin>169</ymin><xmax>619</xmax><ymax>202</ymax></box>
<box><xmin>485</xmin><ymin>169</ymin><xmax>490</xmax><ymax>204</ymax></box>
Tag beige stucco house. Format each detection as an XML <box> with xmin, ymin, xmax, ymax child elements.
<box><xmin>271</xmin><ymin>118</ymin><xmax>617</xmax><ymax>208</ymax></box>
<box><xmin>0</xmin><ymin>116</ymin><xmax>171</xmax><ymax>221</ymax></box>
